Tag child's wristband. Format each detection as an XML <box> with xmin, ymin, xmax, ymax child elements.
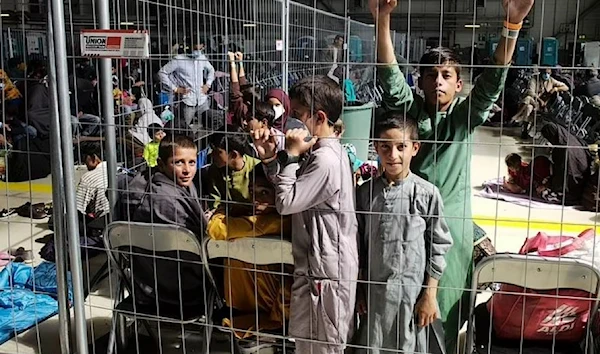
<box><xmin>503</xmin><ymin>20</ymin><xmax>523</xmax><ymax>31</ymax></box>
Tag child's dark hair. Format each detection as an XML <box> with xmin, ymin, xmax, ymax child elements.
<box><xmin>147</xmin><ymin>123</ymin><xmax>163</xmax><ymax>140</ymax></box>
<box><xmin>252</xmin><ymin>164</ymin><xmax>270</xmax><ymax>185</ymax></box>
<box><xmin>249</xmin><ymin>101</ymin><xmax>277</xmax><ymax>127</ymax></box>
<box><xmin>505</xmin><ymin>153</ymin><xmax>522</xmax><ymax>169</ymax></box>
<box><xmin>241</xmin><ymin>84</ymin><xmax>261</xmax><ymax>104</ymax></box>
<box><xmin>208</xmin><ymin>125</ymin><xmax>248</xmax><ymax>156</ymax></box>
<box><xmin>419</xmin><ymin>47</ymin><xmax>462</xmax><ymax>79</ymax></box>
<box><xmin>289</xmin><ymin>75</ymin><xmax>343</xmax><ymax>125</ymax></box>
<box><xmin>81</xmin><ymin>142</ymin><xmax>103</xmax><ymax>161</ymax></box>
<box><xmin>158</xmin><ymin>135</ymin><xmax>197</xmax><ymax>162</ymax></box>
<box><xmin>374</xmin><ymin>113</ymin><xmax>419</xmax><ymax>141</ymax></box>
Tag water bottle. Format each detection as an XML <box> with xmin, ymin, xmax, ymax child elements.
<box><xmin>161</xmin><ymin>105</ymin><xmax>174</xmax><ymax>123</ymax></box>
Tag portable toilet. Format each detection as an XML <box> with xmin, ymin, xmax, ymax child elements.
<box><xmin>514</xmin><ymin>38</ymin><xmax>533</xmax><ymax>65</ymax></box>
<box><xmin>584</xmin><ymin>41</ymin><xmax>600</xmax><ymax>67</ymax></box>
<box><xmin>542</xmin><ymin>37</ymin><xmax>559</xmax><ymax>66</ymax></box>
<box><xmin>349</xmin><ymin>35</ymin><xmax>364</xmax><ymax>62</ymax></box>
<box><xmin>488</xmin><ymin>38</ymin><xmax>500</xmax><ymax>58</ymax></box>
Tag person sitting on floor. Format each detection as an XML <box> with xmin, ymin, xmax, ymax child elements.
<box><xmin>76</xmin><ymin>143</ymin><xmax>110</xmax><ymax>218</ymax></box>
<box><xmin>574</xmin><ymin>69</ymin><xmax>600</xmax><ymax>98</ymax></box>
<box><xmin>207</xmin><ymin>165</ymin><xmax>292</xmax><ymax>339</ymax></box>
<box><xmin>539</xmin><ymin>122</ymin><xmax>591</xmax><ymax>205</ymax></box>
<box><xmin>206</xmin><ymin>125</ymin><xmax>260</xmax><ymax>210</ymax></box>
<box><xmin>503</xmin><ymin>153</ymin><xmax>552</xmax><ymax>196</ymax></box>
<box><xmin>132</xmin><ymin>134</ymin><xmax>205</xmax><ymax>236</ymax></box>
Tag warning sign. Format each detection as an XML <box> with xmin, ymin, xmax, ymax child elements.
<box><xmin>80</xmin><ymin>30</ymin><xmax>150</xmax><ymax>58</ymax></box>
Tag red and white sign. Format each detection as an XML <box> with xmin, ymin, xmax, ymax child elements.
<box><xmin>80</xmin><ymin>29</ymin><xmax>150</xmax><ymax>58</ymax></box>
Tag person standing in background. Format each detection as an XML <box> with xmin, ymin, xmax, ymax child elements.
<box><xmin>159</xmin><ymin>38</ymin><xmax>215</xmax><ymax>129</ymax></box>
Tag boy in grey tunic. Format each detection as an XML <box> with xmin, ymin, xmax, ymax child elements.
<box><xmin>253</xmin><ymin>76</ymin><xmax>359</xmax><ymax>354</ymax></box>
<box><xmin>356</xmin><ymin>114</ymin><xmax>453</xmax><ymax>353</ymax></box>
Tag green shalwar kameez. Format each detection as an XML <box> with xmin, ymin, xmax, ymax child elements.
<box><xmin>377</xmin><ymin>62</ymin><xmax>508</xmax><ymax>350</ymax></box>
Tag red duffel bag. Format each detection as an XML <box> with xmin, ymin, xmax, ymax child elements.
<box><xmin>487</xmin><ymin>229</ymin><xmax>597</xmax><ymax>342</ymax></box>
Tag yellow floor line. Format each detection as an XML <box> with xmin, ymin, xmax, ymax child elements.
<box><xmin>0</xmin><ymin>182</ymin><xmax>597</xmax><ymax>233</ymax></box>
<box><xmin>474</xmin><ymin>216</ymin><xmax>600</xmax><ymax>233</ymax></box>
<box><xmin>0</xmin><ymin>182</ymin><xmax>53</xmax><ymax>194</ymax></box>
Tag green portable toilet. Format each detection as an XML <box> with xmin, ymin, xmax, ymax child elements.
<box><xmin>542</xmin><ymin>37</ymin><xmax>559</xmax><ymax>66</ymax></box>
<box><xmin>515</xmin><ymin>38</ymin><xmax>533</xmax><ymax>65</ymax></box>
<box><xmin>488</xmin><ymin>38</ymin><xmax>500</xmax><ymax>58</ymax></box>
<box><xmin>341</xmin><ymin>102</ymin><xmax>375</xmax><ymax>162</ymax></box>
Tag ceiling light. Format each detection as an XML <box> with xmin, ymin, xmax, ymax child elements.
<box><xmin>243</xmin><ymin>23</ymin><xmax>257</xmax><ymax>28</ymax></box>
<box><xmin>0</xmin><ymin>14</ymin><xmax>10</xmax><ymax>18</ymax></box>
<box><xmin>120</xmin><ymin>21</ymin><xmax>135</xmax><ymax>25</ymax></box>
<box><xmin>464</xmin><ymin>24</ymin><xmax>481</xmax><ymax>29</ymax></box>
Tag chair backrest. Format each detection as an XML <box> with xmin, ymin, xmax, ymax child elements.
<box><xmin>467</xmin><ymin>254</ymin><xmax>600</xmax><ymax>354</ymax></box>
<box><xmin>105</xmin><ymin>221</ymin><xmax>202</xmax><ymax>255</ymax></box>
<box><xmin>475</xmin><ymin>254</ymin><xmax>600</xmax><ymax>294</ymax></box>
<box><xmin>104</xmin><ymin>221</ymin><xmax>215</xmax><ymax>308</ymax></box>
<box><xmin>203</xmin><ymin>236</ymin><xmax>294</xmax><ymax>266</ymax></box>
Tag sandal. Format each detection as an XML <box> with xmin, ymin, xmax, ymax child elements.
<box><xmin>9</xmin><ymin>247</ymin><xmax>34</xmax><ymax>264</ymax></box>
<box><xmin>0</xmin><ymin>252</ymin><xmax>14</xmax><ymax>267</ymax></box>
<box><xmin>16</xmin><ymin>202</ymin><xmax>48</xmax><ymax>219</ymax></box>
<box><xmin>0</xmin><ymin>208</ymin><xmax>16</xmax><ymax>218</ymax></box>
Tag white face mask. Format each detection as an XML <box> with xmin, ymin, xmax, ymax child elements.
<box><xmin>272</xmin><ymin>104</ymin><xmax>285</xmax><ymax>120</ymax></box>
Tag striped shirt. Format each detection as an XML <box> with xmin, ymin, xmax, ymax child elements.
<box><xmin>76</xmin><ymin>162</ymin><xmax>110</xmax><ymax>217</ymax></box>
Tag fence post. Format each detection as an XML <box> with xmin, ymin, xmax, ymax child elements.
<box><xmin>97</xmin><ymin>0</ymin><xmax>119</xmax><ymax>218</ymax></box>
<box><xmin>49</xmin><ymin>0</ymin><xmax>89</xmax><ymax>352</ymax></box>
<box><xmin>46</xmin><ymin>6</ymin><xmax>72</xmax><ymax>354</ymax></box>
<box><xmin>282</xmin><ymin>0</ymin><xmax>290</xmax><ymax>92</ymax></box>
<box><xmin>346</xmin><ymin>17</ymin><xmax>351</xmax><ymax>82</ymax></box>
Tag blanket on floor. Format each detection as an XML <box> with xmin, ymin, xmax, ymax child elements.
<box><xmin>476</xmin><ymin>178</ymin><xmax>580</xmax><ymax>210</ymax></box>
<box><xmin>0</xmin><ymin>262</ymin><xmax>72</xmax><ymax>345</ymax></box>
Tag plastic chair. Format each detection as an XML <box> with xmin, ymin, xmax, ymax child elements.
<box><xmin>465</xmin><ymin>254</ymin><xmax>600</xmax><ymax>354</ymax></box>
<box><xmin>104</xmin><ymin>221</ymin><xmax>220</xmax><ymax>354</ymax></box>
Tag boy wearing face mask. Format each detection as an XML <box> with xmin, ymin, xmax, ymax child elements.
<box><xmin>159</xmin><ymin>39</ymin><xmax>215</xmax><ymax>128</ymax></box>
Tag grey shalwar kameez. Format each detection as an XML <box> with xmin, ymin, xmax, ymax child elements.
<box><xmin>266</xmin><ymin>137</ymin><xmax>359</xmax><ymax>354</ymax></box>
<box><xmin>356</xmin><ymin>174</ymin><xmax>453</xmax><ymax>354</ymax></box>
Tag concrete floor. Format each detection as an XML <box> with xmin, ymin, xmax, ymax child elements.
<box><xmin>0</xmin><ymin>126</ymin><xmax>598</xmax><ymax>354</ymax></box>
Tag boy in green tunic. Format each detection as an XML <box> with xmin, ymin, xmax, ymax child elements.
<box><xmin>369</xmin><ymin>0</ymin><xmax>535</xmax><ymax>351</ymax></box>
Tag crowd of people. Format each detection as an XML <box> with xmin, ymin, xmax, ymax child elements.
<box><xmin>69</xmin><ymin>1</ymin><xmax>537</xmax><ymax>353</ymax></box>
<box><xmin>1</xmin><ymin>0</ymin><xmax>548</xmax><ymax>352</ymax></box>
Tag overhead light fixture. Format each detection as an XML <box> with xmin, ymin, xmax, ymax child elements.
<box><xmin>0</xmin><ymin>13</ymin><xmax>10</xmax><ymax>18</ymax></box>
<box><xmin>243</xmin><ymin>23</ymin><xmax>257</xmax><ymax>28</ymax></box>
<box><xmin>120</xmin><ymin>21</ymin><xmax>135</xmax><ymax>25</ymax></box>
<box><xmin>464</xmin><ymin>24</ymin><xmax>481</xmax><ymax>28</ymax></box>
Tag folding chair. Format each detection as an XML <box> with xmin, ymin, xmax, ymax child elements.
<box><xmin>465</xmin><ymin>254</ymin><xmax>600</xmax><ymax>354</ymax></box>
<box><xmin>104</xmin><ymin>221</ymin><xmax>220</xmax><ymax>354</ymax></box>
<box><xmin>203</xmin><ymin>236</ymin><xmax>294</xmax><ymax>353</ymax></box>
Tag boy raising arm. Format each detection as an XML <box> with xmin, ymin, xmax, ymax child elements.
<box><xmin>252</xmin><ymin>76</ymin><xmax>359</xmax><ymax>354</ymax></box>
<box><xmin>370</xmin><ymin>0</ymin><xmax>534</xmax><ymax>351</ymax></box>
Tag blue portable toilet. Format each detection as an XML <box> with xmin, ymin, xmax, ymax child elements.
<box><xmin>514</xmin><ymin>38</ymin><xmax>533</xmax><ymax>66</ymax></box>
<box><xmin>348</xmin><ymin>35</ymin><xmax>364</xmax><ymax>62</ymax></box>
<box><xmin>542</xmin><ymin>37</ymin><xmax>559</xmax><ymax>66</ymax></box>
<box><xmin>488</xmin><ymin>38</ymin><xmax>500</xmax><ymax>58</ymax></box>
